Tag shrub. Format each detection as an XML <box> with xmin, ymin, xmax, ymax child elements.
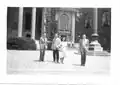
<box><xmin>7</xmin><ymin>36</ymin><xmax>36</xmax><ymax>50</ymax></box>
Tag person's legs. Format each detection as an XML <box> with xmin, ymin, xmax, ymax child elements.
<box><xmin>53</xmin><ymin>50</ymin><xmax>55</xmax><ymax>62</ymax></box>
<box><xmin>81</xmin><ymin>52</ymin><xmax>83</xmax><ymax>65</ymax></box>
<box><xmin>40</xmin><ymin>50</ymin><xmax>43</xmax><ymax>61</ymax></box>
<box><xmin>81</xmin><ymin>50</ymin><xmax>86</xmax><ymax>66</ymax></box>
<box><xmin>83</xmin><ymin>51</ymin><xmax>86</xmax><ymax>65</ymax></box>
<box><xmin>81</xmin><ymin>50</ymin><xmax>85</xmax><ymax>66</ymax></box>
<box><xmin>56</xmin><ymin>50</ymin><xmax>59</xmax><ymax>63</ymax></box>
<box><xmin>55</xmin><ymin>50</ymin><xmax>57</xmax><ymax>63</ymax></box>
<box><xmin>60</xmin><ymin>57</ymin><xmax>64</xmax><ymax>64</ymax></box>
<box><xmin>42</xmin><ymin>49</ymin><xmax>45</xmax><ymax>61</ymax></box>
<box><xmin>61</xmin><ymin>50</ymin><xmax>65</xmax><ymax>64</ymax></box>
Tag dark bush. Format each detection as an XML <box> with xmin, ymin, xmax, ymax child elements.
<box><xmin>7</xmin><ymin>36</ymin><xmax>36</xmax><ymax>50</ymax></box>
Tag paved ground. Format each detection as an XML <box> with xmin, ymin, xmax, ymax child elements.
<box><xmin>7</xmin><ymin>49</ymin><xmax>110</xmax><ymax>75</ymax></box>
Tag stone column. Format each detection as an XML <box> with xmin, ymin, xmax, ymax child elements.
<box><xmin>92</xmin><ymin>8</ymin><xmax>98</xmax><ymax>36</ymax></box>
<box><xmin>89</xmin><ymin>8</ymin><xmax>103</xmax><ymax>52</ymax></box>
<box><xmin>41</xmin><ymin>8</ymin><xmax>45</xmax><ymax>35</ymax></box>
<box><xmin>31</xmin><ymin>7</ymin><xmax>36</xmax><ymax>39</ymax></box>
<box><xmin>43</xmin><ymin>8</ymin><xmax>46</xmax><ymax>33</ymax></box>
<box><xmin>18</xmin><ymin>7</ymin><xmax>23</xmax><ymax>37</ymax></box>
<box><xmin>72</xmin><ymin>12</ymin><xmax>75</xmax><ymax>43</ymax></box>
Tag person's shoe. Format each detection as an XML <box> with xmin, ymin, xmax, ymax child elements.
<box><xmin>57</xmin><ymin>61</ymin><xmax>60</xmax><ymax>64</ymax></box>
<box><xmin>40</xmin><ymin>60</ymin><xmax>44</xmax><ymax>62</ymax></box>
<box><xmin>54</xmin><ymin>61</ymin><xmax>57</xmax><ymax>63</ymax></box>
<box><xmin>53</xmin><ymin>60</ymin><xmax>55</xmax><ymax>62</ymax></box>
<box><xmin>81</xmin><ymin>64</ymin><xmax>85</xmax><ymax>66</ymax></box>
<box><xmin>61</xmin><ymin>62</ymin><xmax>64</xmax><ymax>64</ymax></box>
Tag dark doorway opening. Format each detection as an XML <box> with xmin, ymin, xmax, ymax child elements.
<box><xmin>35</xmin><ymin>8</ymin><xmax>43</xmax><ymax>40</ymax></box>
<box><xmin>25</xmin><ymin>12</ymin><xmax>32</xmax><ymax>31</ymax></box>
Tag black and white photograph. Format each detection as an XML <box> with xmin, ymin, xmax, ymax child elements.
<box><xmin>7</xmin><ymin>7</ymin><xmax>111</xmax><ymax>75</ymax></box>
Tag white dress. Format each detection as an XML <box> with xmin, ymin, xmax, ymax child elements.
<box><xmin>59</xmin><ymin>42</ymin><xmax>72</xmax><ymax>67</ymax></box>
<box><xmin>64</xmin><ymin>52</ymin><xmax>72</xmax><ymax>66</ymax></box>
<box><xmin>59</xmin><ymin>42</ymin><xmax>67</xmax><ymax>58</ymax></box>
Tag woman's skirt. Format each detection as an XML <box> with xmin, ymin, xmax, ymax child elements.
<box><xmin>59</xmin><ymin>47</ymin><xmax>66</xmax><ymax>58</ymax></box>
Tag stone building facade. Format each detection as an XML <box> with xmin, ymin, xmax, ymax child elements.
<box><xmin>7</xmin><ymin>7</ymin><xmax>111</xmax><ymax>51</ymax></box>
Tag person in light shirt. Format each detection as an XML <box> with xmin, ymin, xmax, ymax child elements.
<box><xmin>51</xmin><ymin>33</ymin><xmax>61</xmax><ymax>63</ymax></box>
<box><xmin>79</xmin><ymin>34</ymin><xmax>89</xmax><ymax>66</ymax></box>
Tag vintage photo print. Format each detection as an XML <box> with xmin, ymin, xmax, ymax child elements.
<box><xmin>7</xmin><ymin>7</ymin><xmax>111</xmax><ymax>75</ymax></box>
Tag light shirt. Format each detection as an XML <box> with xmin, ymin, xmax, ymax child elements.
<box><xmin>54</xmin><ymin>37</ymin><xmax>61</xmax><ymax>48</ymax></box>
<box><xmin>82</xmin><ymin>39</ymin><xmax>88</xmax><ymax>47</ymax></box>
<box><xmin>52</xmin><ymin>37</ymin><xmax>61</xmax><ymax>50</ymax></box>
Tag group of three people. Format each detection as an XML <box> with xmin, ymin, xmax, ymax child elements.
<box><xmin>39</xmin><ymin>33</ymin><xmax>66</xmax><ymax>64</ymax></box>
<box><xmin>39</xmin><ymin>32</ymin><xmax>89</xmax><ymax>66</ymax></box>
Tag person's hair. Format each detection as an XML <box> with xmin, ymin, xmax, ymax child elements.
<box><xmin>82</xmin><ymin>34</ymin><xmax>86</xmax><ymax>38</ymax></box>
<box><xmin>55</xmin><ymin>33</ymin><xmax>59</xmax><ymax>36</ymax></box>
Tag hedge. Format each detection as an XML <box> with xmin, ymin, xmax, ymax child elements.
<box><xmin>7</xmin><ymin>36</ymin><xmax>36</xmax><ymax>50</ymax></box>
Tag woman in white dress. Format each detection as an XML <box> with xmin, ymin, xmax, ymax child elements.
<box><xmin>59</xmin><ymin>37</ymin><xmax>67</xmax><ymax>64</ymax></box>
<box><xmin>58</xmin><ymin>36</ymin><xmax>73</xmax><ymax>70</ymax></box>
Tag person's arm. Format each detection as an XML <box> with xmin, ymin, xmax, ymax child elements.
<box><xmin>45</xmin><ymin>38</ymin><xmax>48</xmax><ymax>49</ymax></box>
<box><xmin>45</xmin><ymin>38</ymin><xmax>48</xmax><ymax>45</ymax></box>
<box><xmin>85</xmin><ymin>39</ymin><xmax>89</xmax><ymax>52</ymax></box>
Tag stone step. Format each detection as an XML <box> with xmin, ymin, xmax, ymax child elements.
<box><xmin>87</xmin><ymin>51</ymin><xmax>110</xmax><ymax>56</ymax></box>
<box><xmin>89</xmin><ymin>40</ymin><xmax>103</xmax><ymax>51</ymax></box>
<box><xmin>89</xmin><ymin>46</ymin><xmax>103</xmax><ymax>51</ymax></box>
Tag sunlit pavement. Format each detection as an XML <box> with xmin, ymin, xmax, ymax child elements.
<box><xmin>7</xmin><ymin>49</ymin><xmax>110</xmax><ymax>75</ymax></box>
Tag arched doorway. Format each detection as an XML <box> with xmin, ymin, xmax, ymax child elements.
<box><xmin>58</xmin><ymin>13</ymin><xmax>70</xmax><ymax>41</ymax></box>
<box><xmin>59</xmin><ymin>14</ymin><xmax>69</xmax><ymax>30</ymax></box>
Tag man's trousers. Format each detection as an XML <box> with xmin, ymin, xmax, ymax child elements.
<box><xmin>40</xmin><ymin>49</ymin><xmax>45</xmax><ymax>61</ymax></box>
<box><xmin>81</xmin><ymin>49</ymin><xmax>86</xmax><ymax>66</ymax></box>
<box><xmin>53</xmin><ymin>49</ymin><xmax>59</xmax><ymax>63</ymax></box>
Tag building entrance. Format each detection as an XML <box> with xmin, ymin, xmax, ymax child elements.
<box><xmin>57</xmin><ymin>12</ymin><xmax>72</xmax><ymax>42</ymax></box>
<box><xmin>25</xmin><ymin>12</ymin><xmax>32</xmax><ymax>31</ymax></box>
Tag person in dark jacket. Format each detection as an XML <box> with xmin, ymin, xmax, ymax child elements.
<box><xmin>51</xmin><ymin>33</ymin><xmax>61</xmax><ymax>63</ymax></box>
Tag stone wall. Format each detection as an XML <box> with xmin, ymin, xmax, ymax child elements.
<box><xmin>98</xmin><ymin>8</ymin><xmax>111</xmax><ymax>51</ymax></box>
